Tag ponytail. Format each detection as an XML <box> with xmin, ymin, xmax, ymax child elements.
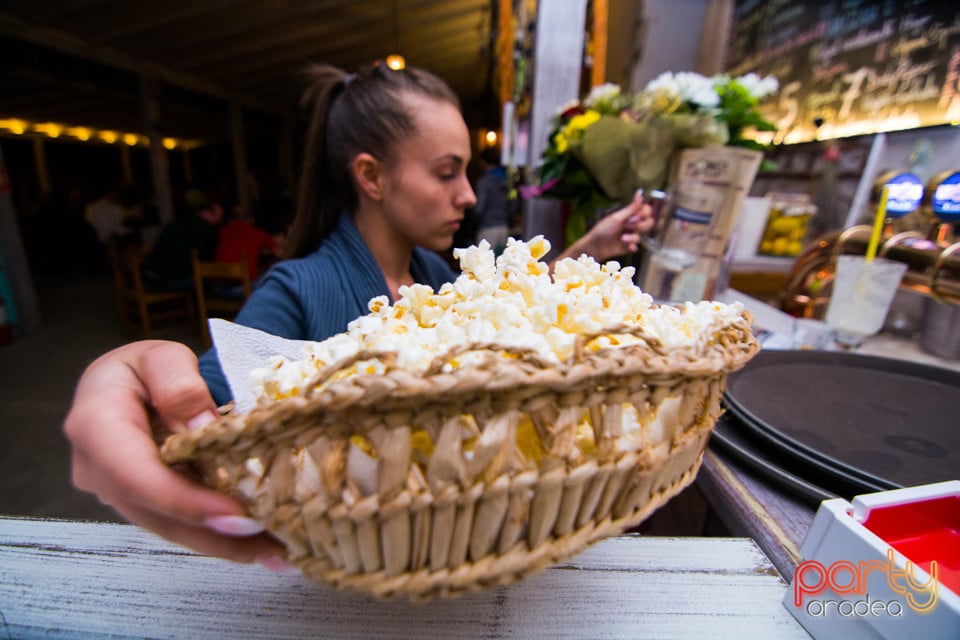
<box><xmin>284</xmin><ymin>61</ymin><xmax>460</xmax><ymax>259</ymax></box>
<box><xmin>285</xmin><ymin>65</ymin><xmax>349</xmax><ymax>259</ymax></box>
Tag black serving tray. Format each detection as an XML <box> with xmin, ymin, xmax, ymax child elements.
<box><xmin>714</xmin><ymin>349</ymin><xmax>960</xmax><ymax>502</ymax></box>
<box><xmin>710</xmin><ymin>413</ymin><xmax>838</xmax><ymax>505</ymax></box>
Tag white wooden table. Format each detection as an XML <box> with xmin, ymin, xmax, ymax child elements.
<box><xmin>0</xmin><ymin>517</ymin><xmax>808</xmax><ymax>639</ymax></box>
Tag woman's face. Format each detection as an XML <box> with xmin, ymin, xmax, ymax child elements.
<box><xmin>379</xmin><ymin>93</ymin><xmax>477</xmax><ymax>252</ymax></box>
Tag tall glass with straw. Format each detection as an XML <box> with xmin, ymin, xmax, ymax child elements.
<box><xmin>825</xmin><ymin>187</ymin><xmax>908</xmax><ymax>349</ymax></box>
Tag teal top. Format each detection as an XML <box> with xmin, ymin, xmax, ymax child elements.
<box><xmin>198</xmin><ymin>214</ymin><xmax>457</xmax><ymax>405</ymax></box>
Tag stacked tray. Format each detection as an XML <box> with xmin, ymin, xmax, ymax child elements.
<box><xmin>710</xmin><ymin>350</ymin><xmax>960</xmax><ymax>504</ymax></box>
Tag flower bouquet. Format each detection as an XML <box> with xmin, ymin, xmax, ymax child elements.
<box><xmin>525</xmin><ymin>72</ymin><xmax>779</xmax><ymax>246</ymax></box>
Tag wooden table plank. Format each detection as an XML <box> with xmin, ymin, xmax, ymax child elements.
<box><xmin>0</xmin><ymin>517</ymin><xmax>808</xmax><ymax>639</ymax></box>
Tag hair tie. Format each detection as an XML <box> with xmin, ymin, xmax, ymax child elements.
<box><xmin>343</xmin><ymin>73</ymin><xmax>356</xmax><ymax>87</ymax></box>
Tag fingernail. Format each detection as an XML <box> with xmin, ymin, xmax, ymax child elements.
<box><xmin>205</xmin><ymin>515</ymin><xmax>266</xmax><ymax>536</ymax></box>
<box><xmin>187</xmin><ymin>410</ymin><xmax>217</xmax><ymax>431</ymax></box>
<box><xmin>257</xmin><ymin>555</ymin><xmax>301</xmax><ymax>575</ymax></box>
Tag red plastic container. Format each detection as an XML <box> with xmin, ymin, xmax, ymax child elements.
<box><xmin>862</xmin><ymin>495</ymin><xmax>960</xmax><ymax>597</ymax></box>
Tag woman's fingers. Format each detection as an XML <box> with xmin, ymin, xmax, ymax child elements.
<box><xmin>71</xmin><ymin>430</ymin><xmax>283</xmax><ymax>562</ymax></box>
<box><xmin>109</xmin><ymin>500</ymin><xmax>285</xmax><ymax>565</ymax></box>
<box><xmin>623</xmin><ymin>202</ymin><xmax>654</xmax><ymax>233</ymax></box>
<box><xmin>619</xmin><ymin>232</ymin><xmax>641</xmax><ymax>253</ymax></box>
<box><xmin>553</xmin><ymin>196</ymin><xmax>657</xmax><ymax>265</ymax></box>
<box><xmin>63</xmin><ymin>340</ymin><xmax>271</xmax><ymax>561</ymax></box>
<box><xmin>66</xmin><ymin>342</ymin><xmax>237</xmax><ymax>521</ymax></box>
<box><xmin>133</xmin><ymin>341</ymin><xmax>220</xmax><ymax>433</ymax></box>
<box><xmin>69</xmin><ymin>341</ymin><xmax>216</xmax><ymax>436</ymax></box>
<box><xmin>69</xmin><ymin>417</ymin><xmax>244</xmax><ymax>525</ymax></box>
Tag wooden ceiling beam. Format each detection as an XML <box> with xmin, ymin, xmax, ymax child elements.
<box><xmin>237</xmin><ymin>41</ymin><xmax>489</xmax><ymax>92</ymax></box>
<box><xmin>221</xmin><ymin>34</ymin><xmax>484</xmax><ymax>91</ymax></box>
<box><xmin>0</xmin><ymin>89</ymin><xmax>136</xmax><ymax>117</ymax></box>
<box><xmin>141</xmin><ymin>0</ymin><xmax>384</xmax><ymax>60</ymax></box>
<box><xmin>177</xmin><ymin>0</ymin><xmax>486</xmax><ymax>73</ymax></box>
<box><xmin>420</xmin><ymin>62</ymin><xmax>489</xmax><ymax>81</ymax></box>
<box><xmin>0</xmin><ymin>1</ymin><xmax>493</xmax><ymax>129</ymax></box>
<box><xmin>210</xmin><ymin>9</ymin><xmax>487</xmax><ymax>85</ymax></box>
<box><xmin>39</xmin><ymin>0</ymin><xmax>252</xmax><ymax>43</ymax></box>
<box><xmin>164</xmin><ymin>2</ymin><xmax>390</xmax><ymax>69</ymax></box>
<box><xmin>0</xmin><ymin>10</ymin><xmax>288</xmax><ymax>116</ymax></box>
<box><xmin>391</xmin><ymin>0</ymin><xmax>489</xmax><ymax>29</ymax></box>
<box><xmin>0</xmin><ymin>66</ymin><xmax>111</xmax><ymax>97</ymax></box>
<box><xmin>401</xmin><ymin>29</ymin><xmax>486</xmax><ymax>59</ymax></box>
<box><xmin>0</xmin><ymin>67</ymin><xmax>143</xmax><ymax>123</ymax></box>
<box><xmin>87</xmin><ymin>0</ymin><xmax>257</xmax><ymax>43</ymax></box>
<box><xmin>13</xmin><ymin>0</ymin><xmax>119</xmax><ymax>25</ymax></box>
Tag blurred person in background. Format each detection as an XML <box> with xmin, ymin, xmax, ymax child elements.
<box><xmin>473</xmin><ymin>147</ymin><xmax>513</xmax><ymax>254</ymax></box>
<box><xmin>85</xmin><ymin>181</ymin><xmax>128</xmax><ymax>247</ymax></box>
<box><xmin>142</xmin><ymin>190</ymin><xmax>223</xmax><ymax>291</ymax></box>
<box><xmin>215</xmin><ymin>201</ymin><xmax>281</xmax><ymax>294</ymax></box>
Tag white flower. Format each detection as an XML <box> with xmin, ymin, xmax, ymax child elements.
<box><xmin>644</xmin><ymin>71</ymin><xmax>719</xmax><ymax>110</ymax></box>
<box><xmin>674</xmin><ymin>72</ymin><xmax>719</xmax><ymax>108</ymax></box>
<box><xmin>583</xmin><ymin>83</ymin><xmax>621</xmax><ymax>109</ymax></box>
<box><xmin>645</xmin><ymin>71</ymin><xmax>679</xmax><ymax>96</ymax></box>
<box><xmin>735</xmin><ymin>73</ymin><xmax>779</xmax><ymax>99</ymax></box>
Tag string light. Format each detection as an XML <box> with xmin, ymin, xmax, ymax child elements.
<box><xmin>33</xmin><ymin>123</ymin><xmax>62</xmax><ymax>138</ymax></box>
<box><xmin>67</xmin><ymin>127</ymin><xmax>92</xmax><ymax>141</ymax></box>
<box><xmin>0</xmin><ymin>117</ymin><xmax>198</xmax><ymax>149</ymax></box>
<box><xmin>0</xmin><ymin>119</ymin><xmax>26</xmax><ymax>134</ymax></box>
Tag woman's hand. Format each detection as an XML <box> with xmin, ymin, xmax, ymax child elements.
<box><xmin>63</xmin><ymin>340</ymin><xmax>287</xmax><ymax>567</ymax></box>
<box><xmin>553</xmin><ymin>191</ymin><xmax>654</xmax><ymax>265</ymax></box>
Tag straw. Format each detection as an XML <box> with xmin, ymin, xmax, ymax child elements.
<box><xmin>865</xmin><ymin>186</ymin><xmax>889</xmax><ymax>263</ymax></box>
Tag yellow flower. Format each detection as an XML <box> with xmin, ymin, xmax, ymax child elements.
<box><xmin>553</xmin><ymin>131</ymin><xmax>569</xmax><ymax>153</ymax></box>
<box><xmin>553</xmin><ymin>110</ymin><xmax>600</xmax><ymax>155</ymax></box>
<box><xmin>565</xmin><ymin>110</ymin><xmax>601</xmax><ymax>136</ymax></box>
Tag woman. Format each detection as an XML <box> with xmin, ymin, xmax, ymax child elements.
<box><xmin>63</xmin><ymin>62</ymin><xmax>653</xmax><ymax>570</ymax></box>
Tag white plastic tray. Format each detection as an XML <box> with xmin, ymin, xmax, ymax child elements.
<box><xmin>783</xmin><ymin>480</ymin><xmax>960</xmax><ymax>639</ymax></box>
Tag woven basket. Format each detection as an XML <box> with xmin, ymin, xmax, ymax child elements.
<box><xmin>162</xmin><ymin>317</ymin><xmax>759</xmax><ymax>600</ymax></box>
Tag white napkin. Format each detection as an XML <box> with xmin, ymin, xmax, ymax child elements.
<box><xmin>209</xmin><ymin>318</ymin><xmax>313</xmax><ymax>414</ymax></box>
<box><xmin>209</xmin><ymin>318</ymin><xmax>380</xmax><ymax>495</ymax></box>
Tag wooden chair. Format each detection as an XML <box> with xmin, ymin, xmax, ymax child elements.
<box><xmin>108</xmin><ymin>244</ymin><xmax>195</xmax><ymax>339</ymax></box>
<box><xmin>192</xmin><ymin>251</ymin><xmax>252</xmax><ymax>349</ymax></box>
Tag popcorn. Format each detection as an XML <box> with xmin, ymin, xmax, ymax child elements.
<box><xmin>228</xmin><ymin>237</ymin><xmax>754</xmax><ymax>502</ymax></box>
<box><xmin>249</xmin><ymin>236</ymin><xmax>746</xmax><ymax>401</ymax></box>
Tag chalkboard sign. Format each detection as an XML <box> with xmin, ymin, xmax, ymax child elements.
<box><xmin>728</xmin><ymin>0</ymin><xmax>960</xmax><ymax>143</ymax></box>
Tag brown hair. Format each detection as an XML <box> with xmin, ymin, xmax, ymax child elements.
<box><xmin>285</xmin><ymin>62</ymin><xmax>460</xmax><ymax>259</ymax></box>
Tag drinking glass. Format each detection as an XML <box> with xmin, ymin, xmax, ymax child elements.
<box><xmin>824</xmin><ymin>255</ymin><xmax>907</xmax><ymax>349</ymax></box>
<box><xmin>637</xmin><ymin>180</ymin><xmax>722</xmax><ymax>302</ymax></box>
<box><xmin>793</xmin><ymin>318</ymin><xmax>834</xmax><ymax>350</ymax></box>
<box><xmin>636</xmin><ymin>188</ymin><xmax>671</xmax><ymax>253</ymax></box>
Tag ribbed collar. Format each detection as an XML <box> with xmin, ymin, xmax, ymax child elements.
<box><xmin>323</xmin><ymin>213</ymin><xmax>438</xmax><ymax>305</ymax></box>
<box><xmin>323</xmin><ymin>213</ymin><xmax>389</xmax><ymax>309</ymax></box>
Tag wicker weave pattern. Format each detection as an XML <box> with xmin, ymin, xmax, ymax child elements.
<box><xmin>162</xmin><ymin>316</ymin><xmax>759</xmax><ymax>600</ymax></box>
